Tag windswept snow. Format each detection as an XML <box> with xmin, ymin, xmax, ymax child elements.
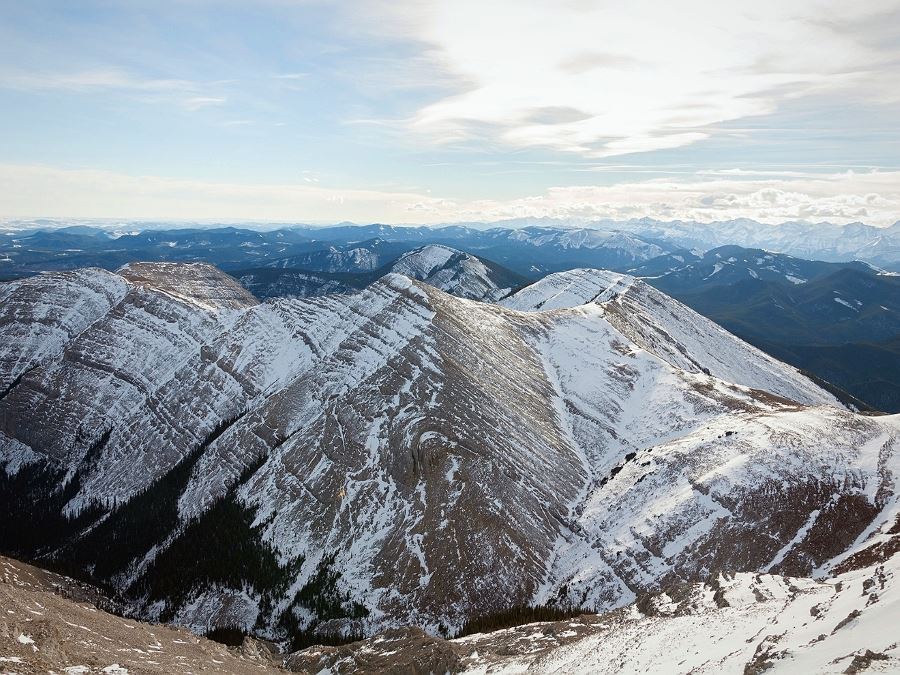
<box><xmin>502</xmin><ymin>268</ymin><xmax>836</xmax><ymax>407</ymax></box>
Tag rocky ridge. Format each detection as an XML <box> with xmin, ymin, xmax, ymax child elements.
<box><xmin>0</xmin><ymin>262</ymin><xmax>897</xmax><ymax>651</ymax></box>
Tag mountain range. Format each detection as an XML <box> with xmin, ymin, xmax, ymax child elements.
<box><xmin>2</xmin><ymin>260</ymin><xmax>898</xmax><ymax>655</ymax></box>
<box><xmin>4</xmin><ymin>217</ymin><xmax>900</xmax><ymax>278</ymax></box>
<box><xmin>236</xmin><ymin>244</ymin><xmax>527</xmax><ymax>302</ymax></box>
<box><xmin>7</xmin><ymin>221</ymin><xmax>897</xmax><ymax>412</ymax></box>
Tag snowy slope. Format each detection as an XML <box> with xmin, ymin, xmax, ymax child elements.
<box><xmin>1</xmin><ymin>262</ymin><xmax>896</xmax><ymax>647</ymax></box>
<box><xmin>388</xmin><ymin>244</ymin><xmax>519</xmax><ymax>301</ymax></box>
<box><xmin>292</xmin><ymin>544</ymin><xmax>900</xmax><ymax>674</ymax></box>
<box><xmin>0</xmin><ymin>268</ymin><xmax>128</xmax><ymax>391</ymax></box>
<box><xmin>505</xmin><ymin>555</ymin><xmax>900</xmax><ymax>674</ymax></box>
<box><xmin>502</xmin><ymin>268</ymin><xmax>837</xmax><ymax>407</ymax></box>
<box><xmin>0</xmin><ymin>263</ymin><xmax>256</xmax><ymax>466</ymax></box>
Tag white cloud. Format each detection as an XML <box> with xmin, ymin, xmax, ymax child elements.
<box><xmin>0</xmin><ymin>68</ymin><xmax>193</xmax><ymax>93</ymax></box>
<box><xmin>0</xmin><ymin>67</ymin><xmax>231</xmax><ymax>113</ymax></box>
<box><xmin>1</xmin><ymin>163</ymin><xmax>897</xmax><ymax>225</ymax></box>
<box><xmin>0</xmin><ymin>164</ymin><xmax>446</xmax><ymax>223</ymax></box>
<box><xmin>184</xmin><ymin>96</ymin><xmax>227</xmax><ymax>111</ymax></box>
<box><xmin>357</xmin><ymin>0</ymin><xmax>900</xmax><ymax>157</ymax></box>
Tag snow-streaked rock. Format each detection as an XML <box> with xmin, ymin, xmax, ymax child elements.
<box><xmin>0</xmin><ymin>268</ymin><xmax>128</xmax><ymax>391</ymax></box>
<box><xmin>388</xmin><ymin>245</ymin><xmax>518</xmax><ymax>301</ymax></box>
<box><xmin>0</xmin><ymin>263</ymin><xmax>256</xmax><ymax>466</ymax></box>
<box><xmin>1</xmin><ymin>262</ymin><xmax>897</xmax><ymax>646</ymax></box>
<box><xmin>501</xmin><ymin>268</ymin><xmax>838</xmax><ymax>407</ymax></box>
<box><xmin>290</xmin><ymin>541</ymin><xmax>900</xmax><ymax>674</ymax></box>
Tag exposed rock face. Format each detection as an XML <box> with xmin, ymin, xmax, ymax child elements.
<box><xmin>1</xmin><ymin>262</ymin><xmax>898</xmax><ymax>649</ymax></box>
<box><xmin>117</xmin><ymin>261</ymin><xmax>259</xmax><ymax>310</ymax></box>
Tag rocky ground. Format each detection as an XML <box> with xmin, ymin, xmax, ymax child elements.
<box><xmin>0</xmin><ymin>556</ymin><xmax>283</xmax><ymax>674</ymax></box>
<box><xmin>4</xmin><ymin>543</ymin><xmax>899</xmax><ymax>674</ymax></box>
<box><xmin>289</xmin><ymin>543</ymin><xmax>900</xmax><ymax>674</ymax></box>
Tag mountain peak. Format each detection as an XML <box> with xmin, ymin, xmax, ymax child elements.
<box><xmin>387</xmin><ymin>245</ymin><xmax>523</xmax><ymax>302</ymax></box>
<box><xmin>502</xmin><ymin>268</ymin><xmax>836</xmax><ymax>407</ymax></box>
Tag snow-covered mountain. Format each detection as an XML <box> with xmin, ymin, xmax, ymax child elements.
<box><xmin>1</xmin><ymin>262</ymin><xmax>898</xmax><ymax>651</ymax></box>
<box><xmin>627</xmin><ymin>245</ymin><xmax>876</xmax><ymax>288</ymax></box>
<box><xmin>500</xmin><ymin>268</ymin><xmax>837</xmax><ymax>406</ymax></box>
<box><xmin>233</xmin><ymin>244</ymin><xmax>526</xmax><ymax>301</ymax></box>
<box><xmin>388</xmin><ymin>244</ymin><xmax>524</xmax><ymax>301</ymax></box>
<box><xmin>604</xmin><ymin>218</ymin><xmax>900</xmax><ymax>269</ymax></box>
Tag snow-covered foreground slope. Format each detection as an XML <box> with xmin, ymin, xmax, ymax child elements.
<box><xmin>506</xmin><ymin>556</ymin><xmax>900</xmax><ymax>674</ymax></box>
<box><xmin>291</xmin><ymin>541</ymin><xmax>900</xmax><ymax>674</ymax></box>
<box><xmin>1</xmin><ymin>263</ymin><xmax>897</xmax><ymax>650</ymax></box>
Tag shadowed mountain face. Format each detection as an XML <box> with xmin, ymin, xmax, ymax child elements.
<box><xmin>1</xmin><ymin>262</ymin><xmax>898</xmax><ymax>651</ymax></box>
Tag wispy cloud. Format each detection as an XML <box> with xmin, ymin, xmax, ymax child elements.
<box><xmin>0</xmin><ymin>68</ymin><xmax>193</xmax><ymax>93</ymax></box>
<box><xmin>183</xmin><ymin>96</ymin><xmax>227</xmax><ymax>111</ymax></box>
<box><xmin>355</xmin><ymin>0</ymin><xmax>900</xmax><ymax>158</ymax></box>
<box><xmin>2</xmin><ymin>163</ymin><xmax>897</xmax><ymax>225</ymax></box>
<box><xmin>0</xmin><ymin>67</ymin><xmax>234</xmax><ymax>114</ymax></box>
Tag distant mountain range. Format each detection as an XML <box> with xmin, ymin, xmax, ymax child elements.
<box><xmin>4</xmin><ymin>216</ymin><xmax>900</xmax><ymax>276</ymax></box>
<box><xmin>3</xmin><ymin>221</ymin><xmax>900</xmax><ymax>412</ymax></box>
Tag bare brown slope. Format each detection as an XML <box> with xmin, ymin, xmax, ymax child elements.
<box><xmin>0</xmin><ymin>555</ymin><xmax>282</xmax><ymax>674</ymax></box>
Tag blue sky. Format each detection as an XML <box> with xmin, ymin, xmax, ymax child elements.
<box><xmin>1</xmin><ymin>0</ymin><xmax>899</xmax><ymax>224</ymax></box>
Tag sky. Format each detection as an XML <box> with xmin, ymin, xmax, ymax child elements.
<box><xmin>1</xmin><ymin>0</ymin><xmax>899</xmax><ymax>225</ymax></box>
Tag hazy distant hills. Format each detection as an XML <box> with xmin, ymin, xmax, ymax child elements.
<box><xmin>6</xmin><ymin>215</ymin><xmax>900</xmax><ymax>274</ymax></box>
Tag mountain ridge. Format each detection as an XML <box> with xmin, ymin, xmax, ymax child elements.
<box><xmin>1</xmin><ymin>261</ymin><xmax>898</xmax><ymax>651</ymax></box>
